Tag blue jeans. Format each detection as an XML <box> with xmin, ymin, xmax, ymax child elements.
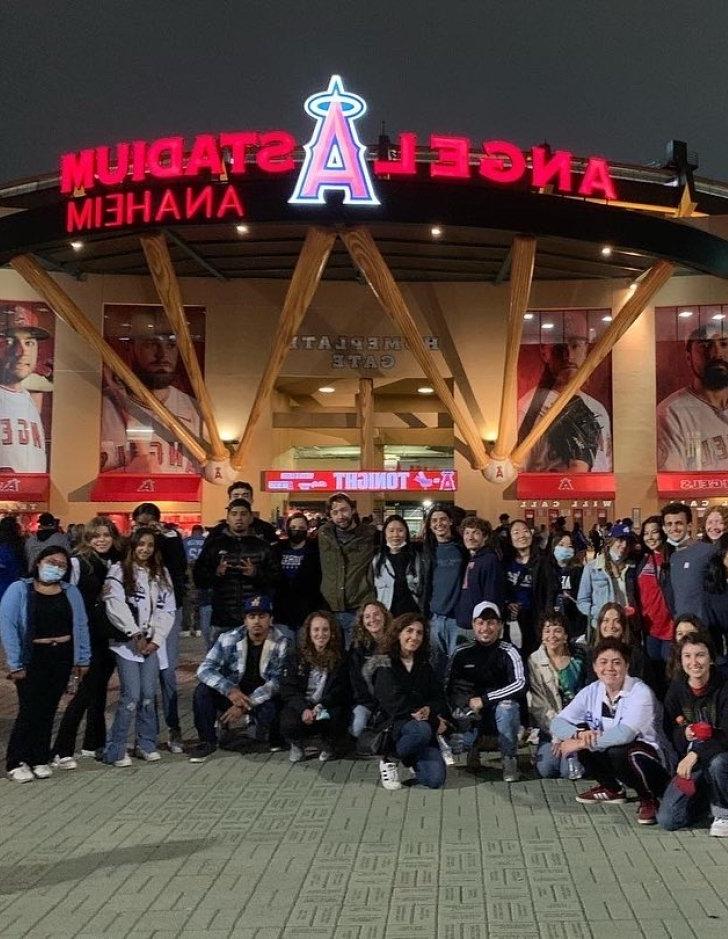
<box><xmin>159</xmin><ymin>608</ymin><xmax>182</xmax><ymax>733</ymax></box>
<box><xmin>430</xmin><ymin>614</ymin><xmax>471</xmax><ymax>680</ymax></box>
<box><xmin>461</xmin><ymin>699</ymin><xmax>520</xmax><ymax>758</ymax></box>
<box><xmin>535</xmin><ymin>732</ymin><xmax>582</xmax><ymax>779</ymax></box>
<box><xmin>657</xmin><ymin>752</ymin><xmax>728</xmax><ymax>830</ymax></box>
<box><xmin>395</xmin><ymin>719</ymin><xmax>446</xmax><ymax>789</ymax></box>
<box><xmin>350</xmin><ymin>704</ymin><xmax>372</xmax><ymax>738</ymax></box>
<box><xmin>104</xmin><ymin>652</ymin><xmax>159</xmax><ymax>762</ymax></box>
<box><xmin>334</xmin><ymin>611</ymin><xmax>356</xmax><ymax>650</ymax></box>
<box><xmin>645</xmin><ymin>636</ymin><xmax>672</xmax><ymax>661</ymax></box>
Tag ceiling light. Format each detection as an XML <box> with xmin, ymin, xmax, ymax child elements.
<box><xmin>69</xmin><ymin>240</ymin><xmax>84</xmax><ymax>251</ymax></box>
<box><xmin>712</xmin><ymin>313</ymin><xmax>725</xmax><ymax>321</ymax></box>
<box><xmin>601</xmin><ymin>245</ymin><xmax>613</xmax><ymax>257</ymax></box>
<box><xmin>235</xmin><ymin>224</ymin><xmax>249</xmax><ymax>235</ymax></box>
<box><xmin>541</xmin><ymin>322</ymin><xmax>555</xmax><ymax>330</ymax></box>
<box><xmin>523</xmin><ymin>313</ymin><xmax>534</xmax><ymax>320</ymax></box>
<box><xmin>318</xmin><ymin>386</ymin><xmax>335</xmax><ymax>393</ymax></box>
<box><xmin>430</xmin><ymin>226</ymin><xmax>442</xmax><ymax>237</ymax></box>
<box><xmin>417</xmin><ymin>386</ymin><xmax>435</xmax><ymax>394</ymax></box>
<box><xmin>628</xmin><ymin>282</ymin><xmax>637</xmax><ymax>292</ymax></box>
<box><xmin>602</xmin><ymin>315</ymin><xmax>612</xmax><ymax>322</ymax></box>
<box><xmin>678</xmin><ymin>310</ymin><xmax>694</xmax><ymax>318</ymax></box>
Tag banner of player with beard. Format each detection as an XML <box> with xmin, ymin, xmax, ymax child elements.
<box><xmin>656</xmin><ymin>305</ymin><xmax>728</xmax><ymax>473</ymax></box>
<box><xmin>516</xmin><ymin>308</ymin><xmax>613</xmax><ymax>475</ymax></box>
<box><xmin>99</xmin><ymin>304</ymin><xmax>206</xmax><ymax>478</ymax></box>
<box><xmin>0</xmin><ymin>301</ymin><xmax>55</xmax><ymax>496</ymax></box>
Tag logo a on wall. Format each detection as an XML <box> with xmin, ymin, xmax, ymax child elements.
<box><xmin>289</xmin><ymin>74</ymin><xmax>380</xmax><ymax>206</ymax></box>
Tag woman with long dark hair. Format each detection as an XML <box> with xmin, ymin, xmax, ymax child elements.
<box><xmin>0</xmin><ymin>515</ymin><xmax>24</xmax><ymax>601</ymax></box>
<box><xmin>373</xmin><ymin>514</ymin><xmax>422</xmax><ymax>617</ymax></box>
<box><xmin>52</xmin><ymin>516</ymin><xmax>123</xmax><ymax>765</ymax></box>
<box><xmin>503</xmin><ymin>519</ymin><xmax>541</xmax><ymax>655</ymax></box>
<box><xmin>1</xmin><ymin>545</ymin><xmax>90</xmax><ymax>782</ymax></box>
<box><xmin>577</xmin><ymin>521</ymin><xmax>637</xmax><ymax>641</ymax></box>
<box><xmin>534</xmin><ymin>530</ymin><xmax>585</xmax><ymax>640</ymax></box>
<box><xmin>348</xmin><ymin>600</ymin><xmax>392</xmax><ymax>739</ymax></box>
<box><xmin>102</xmin><ymin>527</ymin><xmax>175</xmax><ymax>767</ymax></box>
<box><xmin>280</xmin><ymin>610</ymin><xmax>349</xmax><ymax>763</ymax></box>
<box><xmin>635</xmin><ymin>515</ymin><xmax>674</xmax><ymax>696</ymax></box>
<box><xmin>703</xmin><ymin>534</ymin><xmax>728</xmax><ymax>659</ymax></box>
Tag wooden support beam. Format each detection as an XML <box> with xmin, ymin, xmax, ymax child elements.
<box><xmin>357</xmin><ymin>377</ymin><xmax>375</xmax><ymax>516</ymax></box>
<box><xmin>231</xmin><ymin>228</ymin><xmax>336</xmax><ymax>471</ymax></box>
<box><xmin>10</xmin><ymin>253</ymin><xmax>209</xmax><ymax>462</ymax></box>
<box><xmin>493</xmin><ymin>236</ymin><xmax>536</xmax><ymax>460</ymax></box>
<box><xmin>140</xmin><ymin>232</ymin><xmax>227</xmax><ymax>460</ymax></box>
<box><xmin>341</xmin><ymin>228</ymin><xmax>490</xmax><ymax>470</ymax></box>
<box><xmin>510</xmin><ymin>259</ymin><xmax>675</xmax><ymax>467</ymax></box>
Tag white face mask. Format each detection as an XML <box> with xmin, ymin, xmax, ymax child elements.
<box><xmin>609</xmin><ymin>547</ymin><xmax>625</xmax><ymax>563</ymax></box>
<box><xmin>666</xmin><ymin>536</ymin><xmax>686</xmax><ymax>547</ymax></box>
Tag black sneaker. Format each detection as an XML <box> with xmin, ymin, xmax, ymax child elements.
<box><xmin>188</xmin><ymin>742</ymin><xmax>217</xmax><ymax>763</ymax></box>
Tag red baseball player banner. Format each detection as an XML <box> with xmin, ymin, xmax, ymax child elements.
<box><xmin>262</xmin><ymin>469</ymin><xmax>458</xmax><ymax>493</ymax></box>
<box><xmin>91</xmin><ymin>303</ymin><xmax>205</xmax><ymax>503</ymax></box>
<box><xmin>0</xmin><ymin>301</ymin><xmax>55</xmax><ymax>500</ymax></box>
<box><xmin>515</xmin><ymin>308</ymin><xmax>613</xmax><ymax>498</ymax></box>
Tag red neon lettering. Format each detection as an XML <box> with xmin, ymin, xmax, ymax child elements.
<box><xmin>479</xmin><ymin>140</ymin><xmax>527</xmax><ymax>183</ymax></box>
<box><xmin>216</xmin><ymin>185</ymin><xmax>244</xmax><ymax>219</ymax></box>
<box><xmin>131</xmin><ymin>141</ymin><xmax>147</xmax><ymax>182</ymax></box>
<box><xmin>185</xmin><ymin>186</ymin><xmax>213</xmax><ymax>218</ymax></box>
<box><xmin>578</xmin><ymin>157</ymin><xmax>617</xmax><ymax>199</ymax></box>
<box><xmin>257</xmin><ymin>131</ymin><xmax>296</xmax><ymax>173</ymax></box>
<box><xmin>220</xmin><ymin>132</ymin><xmax>259</xmax><ymax>173</ymax></box>
<box><xmin>94</xmin><ymin>196</ymin><xmax>103</xmax><ymax>229</ymax></box>
<box><xmin>430</xmin><ymin>135</ymin><xmax>470</xmax><ymax>178</ymax></box>
<box><xmin>373</xmin><ymin>132</ymin><xmax>417</xmax><ymax>176</ymax></box>
<box><xmin>186</xmin><ymin>134</ymin><xmax>223</xmax><ymax>176</ymax></box>
<box><xmin>104</xmin><ymin>193</ymin><xmax>125</xmax><ymax>227</ymax></box>
<box><xmin>531</xmin><ymin>146</ymin><xmax>573</xmax><ymax>192</ymax></box>
<box><xmin>60</xmin><ymin>150</ymin><xmax>95</xmax><ymax>194</ymax></box>
<box><xmin>154</xmin><ymin>188</ymin><xmax>182</xmax><ymax>222</ymax></box>
<box><xmin>66</xmin><ymin>199</ymin><xmax>93</xmax><ymax>233</ymax></box>
<box><xmin>148</xmin><ymin>137</ymin><xmax>184</xmax><ymax>179</ymax></box>
<box><xmin>96</xmin><ymin>144</ymin><xmax>129</xmax><ymax>187</ymax></box>
<box><xmin>125</xmin><ymin>190</ymin><xmax>153</xmax><ymax>224</ymax></box>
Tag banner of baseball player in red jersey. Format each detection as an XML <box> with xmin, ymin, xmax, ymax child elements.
<box><xmin>0</xmin><ymin>301</ymin><xmax>55</xmax><ymax>500</ymax></box>
<box><xmin>655</xmin><ymin>303</ymin><xmax>728</xmax><ymax>495</ymax></box>
<box><xmin>515</xmin><ymin>308</ymin><xmax>614</xmax><ymax>498</ymax></box>
<box><xmin>90</xmin><ymin>303</ymin><xmax>205</xmax><ymax>502</ymax></box>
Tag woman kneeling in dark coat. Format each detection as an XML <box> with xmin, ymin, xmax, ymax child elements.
<box><xmin>280</xmin><ymin>611</ymin><xmax>349</xmax><ymax>764</ymax></box>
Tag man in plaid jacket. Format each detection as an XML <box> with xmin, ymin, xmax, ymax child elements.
<box><xmin>188</xmin><ymin>595</ymin><xmax>291</xmax><ymax>762</ymax></box>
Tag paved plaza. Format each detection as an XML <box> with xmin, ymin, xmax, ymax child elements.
<box><xmin>1</xmin><ymin>639</ymin><xmax>727</xmax><ymax>939</ymax></box>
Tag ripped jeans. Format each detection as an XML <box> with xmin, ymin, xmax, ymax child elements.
<box><xmin>103</xmin><ymin>652</ymin><xmax>159</xmax><ymax>763</ymax></box>
<box><xmin>459</xmin><ymin>698</ymin><xmax>520</xmax><ymax>758</ymax></box>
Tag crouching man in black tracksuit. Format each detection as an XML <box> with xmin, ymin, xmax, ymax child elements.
<box><xmin>446</xmin><ymin>600</ymin><xmax>526</xmax><ymax>782</ymax></box>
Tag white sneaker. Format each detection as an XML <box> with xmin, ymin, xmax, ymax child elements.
<box><xmin>113</xmin><ymin>755</ymin><xmax>132</xmax><ymax>768</ymax></box>
<box><xmin>318</xmin><ymin>749</ymin><xmax>332</xmax><ymax>763</ymax></box>
<box><xmin>80</xmin><ymin>749</ymin><xmax>97</xmax><ymax>758</ymax></box>
<box><xmin>379</xmin><ymin>759</ymin><xmax>402</xmax><ymax>791</ymax></box>
<box><xmin>7</xmin><ymin>763</ymin><xmax>34</xmax><ymax>783</ymax></box>
<box><xmin>31</xmin><ymin>764</ymin><xmax>53</xmax><ymax>779</ymax></box>
<box><xmin>53</xmin><ymin>756</ymin><xmax>77</xmax><ymax>770</ymax></box>
<box><xmin>438</xmin><ymin>735</ymin><xmax>455</xmax><ymax>766</ymax></box>
<box><xmin>289</xmin><ymin>744</ymin><xmax>304</xmax><ymax>764</ymax></box>
<box><xmin>710</xmin><ymin>818</ymin><xmax>728</xmax><ymax>837</ymax></box>
<box><xmin>134</xmin><ymin>749</ymin><xmax>161</xmax><ymax>762</ymax></box>
<box><xmin>502</xmin><ymin>756</ymin><xmax>520</xmax><ymax>783</ymax></box>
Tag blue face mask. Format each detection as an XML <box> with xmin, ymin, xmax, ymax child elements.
<box><xmin>38</xmin><ymin>563</ymin><xmax>65</xmax><ymax>584</ymax></box>
<box><xmin>554</xmin><ymin>546</ymin><xmax>574</xmax><ymax>564</ymax></box>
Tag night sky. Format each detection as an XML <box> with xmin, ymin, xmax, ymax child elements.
<box><xmin>3</xmin><ymin>0</ymin><xmax>728</xmax><ymax>184</ymax></box>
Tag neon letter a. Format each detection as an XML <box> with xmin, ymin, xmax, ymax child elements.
<box><xmin>289</xmin><ymin>75</ymin><xmax>380</xmax><ymax>206</ymax></box>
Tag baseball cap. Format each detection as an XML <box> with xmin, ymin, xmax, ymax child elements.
<box><xmin>472</xmin><ymin>601</ymin><xmax>502</xmax><ymax>622</ymax></box>
<box><xmin>608</xmin><ymin>521</ymin><xmax>634</xmax><ymax>540</ymax></box>
<box><xmin>38</xmin><ymin>512</ymin><xmax>56</xmax><ymax>528</ymax></box>
<box><xmin>242</xmin><ymin>595</ymin><xmax>273</xmax><ymax>614</ymax></box>
<box><xmin>0</xmin><ymin>305</ymin><xmax>51</xmax><ymax>340</ymax></box>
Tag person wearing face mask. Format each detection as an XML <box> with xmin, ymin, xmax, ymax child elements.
<box><xmin>635</xmin><ymin>515</ymin><xmax>674</xmax><ymax>697</ymax></box>
<box><xmin>661</xmin><ymin>501</ymin><xmax>717</xmax><ymax>624</ymax></box>
<box><xmin>1</xmin><ymin>546</ymin><xmax>90</xmax><ymax>783</ymax></box>
<box><xmin>373</xmin><ymin>515</ymin><xmax>423</xmax><ymax>617</ymax></box>
<box><xmin>272</xmin><ymin>513</ymin><xmax>324</xmax><ymax>638</ymax></box>
<box><xmin>577</xmin><ymin>522</ymin><xmax>637</xmax><ymax>642</ymax></box>
<box><xmin>534</xmin><ymin>531</ymin><xmax>586</xmax><ymax>640</ymax></box>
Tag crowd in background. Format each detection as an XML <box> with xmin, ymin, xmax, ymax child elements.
<box><xmin>1</xmin><ymin>484</ymin><xmax>728</xmax><ymax>837</ymax></box>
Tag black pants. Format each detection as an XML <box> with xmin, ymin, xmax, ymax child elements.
<box><xmin>280</xmin><ymin>704</ymin><xmax>346</xmax><ymax>749</ymax></box>
<box><xmin>6</xmin><ymin>642</ymin><xmax>74</xmax><ymax>771</ymax></box>
<box><xmin>53</xmin><ymin>645</ymin><xmax>116</xmax><ymax>757</ymax></box>
<box><xmin>193</xmin><ymin>682</ymin><xmax>280</xmax><ymax>744</ymax></box>
<box><xmin>579</xmin><ymin>741</ymin><xmax>670</xmax><ymax>800</ymax></box>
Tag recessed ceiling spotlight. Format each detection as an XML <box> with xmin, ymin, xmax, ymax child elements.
<box><xmin>417</xmin><ymin>386</ymin><xmax>435</xmax><ymax>394</ymax></box>
<box><xmin>69</xmin><ymin>240</ymin><xmax>84</xmax><ymax>251</ymax></box>
<box><xmin>678</xmin><ymin>310</ymin><xmax>694</xmax><ymax>318</ymax></box>
<box><xmin>601</xmin><ymin>245</ymin><xmax>613</xmax><ymax>257</ymax></box>
<box><xmin>712</xmin><ymin>313</ymin><xmax>725</xmax><ymax>321</ymax></box>
<box><xmin>430</xmin><ymin>226</ymin><xmax>442</xmax><ymax>237</ymax></box>
<box><xmin>602</xmin><ymin>315</ymin><xmax>613</xmax><ymax>322</ymax></box>
<box><xmin>318</xmin><ymin>386</ymin><xmax>335</xmax><ymax>393</ymax></box>
<box><xmin>236</xmin><ymin>224</ymin><xmax>249</xmax><ymax>235</ymax></box>
<box><xmin>541</xmin><ymin>322</ymin><xmax>555</xmax><ymax>330</ymax></box>
<box><xmin>523</xmin><ymin>313</ymin><xmax>534</xmax><ymax>320</ymax></box>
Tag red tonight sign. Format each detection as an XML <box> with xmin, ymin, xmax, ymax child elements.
<box><xmin>517</xmin><ymin>473</ymin><xmax>616</xmax><ymax>499</ymax></box>
<box><xmin>60</xmin><ymin>75</ymin><xmax>617</xmax><ymax>233</ymax></box>
<box><xmin>263</xmin><ymin>469</ymin><xmax>458</xmax><ymax>493</ymax></box>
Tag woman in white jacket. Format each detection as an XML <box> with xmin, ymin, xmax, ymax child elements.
<box><xmin>102</xmin><ymin>528</ymin><xmax>175</xmax><ymax>767</ymax></box>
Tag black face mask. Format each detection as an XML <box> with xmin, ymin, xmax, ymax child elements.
<box><xmin>287</xmin><ymin>530</ymin><xmax>307</xmax><ymax>545</ymax></box>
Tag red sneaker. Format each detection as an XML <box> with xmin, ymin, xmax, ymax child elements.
<box><xmin>637</xmin><ymin>799</ymin><xmax>658</xmax><ymax>825</ymax></box>
<box><xmin>575</xmin><ymin>784</ymin><xmax>627</xmax><ymax>805</ymax></box>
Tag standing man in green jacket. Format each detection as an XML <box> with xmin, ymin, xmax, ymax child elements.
<box><xmin>318</xmin><ymin>493</ymin><xmax>378</xmax><ymax>648</ymax></box>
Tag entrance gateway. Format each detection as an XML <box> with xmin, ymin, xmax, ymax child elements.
<box><xmin>2</xmin><ymin>74</ymin><xmax>728</xmax><ymax>526</ymax></box>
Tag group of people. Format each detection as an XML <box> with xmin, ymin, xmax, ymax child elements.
<box><xmin>2</xmin><ymin>485</ymin><xmax>728</xmax><ymax>838</ymax></box>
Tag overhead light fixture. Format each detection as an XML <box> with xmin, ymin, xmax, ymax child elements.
<box><xmin>417</xmin><ymin>386</ymin><xmax>435</xmax><ymax>394</ymax></box>
<box><xmin>712</xmin><ymin>313</ymin><xmax>725</xmax><ymax>321</ymax></box>
<box><xmin>601</xmin><ymin>245</ymin><xmax>613</xmax><ymax>257</ymax></box>
<box><xmin>236</xmin><ymin>224</ymin><xmax>249</xmax><ymax>235</ymax></box>
<box><xmin>628</xmin><ymin>282</ymin><xmax>637</xmax><ymax>293</ymax></box>
<box><xmin>541</xmin><ymin>322</ymin><xmax>555</xmax><ymax>330</ymax></box>
<box><xmin>69</xmin><ymin>240</ymin><xmax>84</xmax><ymax>251</ymax></box>
<box><xmin>678</xmin><ymin>310</ymin><xmax>694</xmax><ymax>318</ymax></box>
<box><xmin>602</xmin><ymin>315</ymin><xmax>613</xmax><ymax>322</ymax></box>
<box><xmin>430</xmin><ymin>226</ymin><xmax>442</xmax><ymax>237</ymax></box>
<box><xmin>318</xmin><ymin>386</ymin><xmax>335</xmax><ymax>393</ymax></box>
<box><xmin>523</xmin><ymin>313</ymin><xmax>534</xmax><ymax>320</ymax></box>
